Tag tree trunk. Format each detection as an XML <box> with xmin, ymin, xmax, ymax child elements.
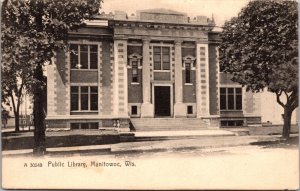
<box><xmin>282</xmin><ymin>106</ymin><xmax>292</xmax><ymax>139</ymax></box>
<box><xmin>14</xmin><ymin>113</ymin><xmax>20</xmax><ymax>132</ymax></box>
<box><xmin>33</xmin><ymin>64</ymin><xmax>46</xmax><ymax>155</ymax></box>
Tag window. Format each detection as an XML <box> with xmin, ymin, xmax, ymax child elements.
<box><xmin>71</xmin><ymin>86</ymin><xmax>98</xmax><ymax>111</ymax></box>
<box><xmin>131</xmin><ymin>106</ymin><xmax>137</xmax><ymax>115</ymax></box>
<box><xmin>128</xmin><ymin>53</ymin><xmax>142</xmax><ymax>83</ymax></box>
<box><xmin>187</xmin><ymin>106</ymin><xmax>193</xmax><ymax>114</ymax></box>
<box><xmin>132</xmin><ymin>61</ymin><xmax>138</xmax><ymax>83</ymax></box>
<box><xmin>71</xmin><ymin>123</ymin><xmax>99</xmax><ymax>129</ymax></box>
<box><xmin>220</xmin><ymin>88</ymin><xmax>242</xmax><ymax>110</ymax></box>
<box><xmin>185</xmin><ymin>62</ymin><xmax>191</xmax><ymax>83</ymax></box>
<box><xmin>70</xmin><ymin>44</ymin><xmax>98</xmax><ymax>69</ymax></box>
<box><xmin>154</xmin><ymin>46</ymin><xmax>170</xmax><ymax>70</ymax></box>
<box><xmin>183</xmin><ymin>56</ymin><xmax>195</xmax><ymax>84</ymax></box>
<box><xmin>221</xmin><ymin>120</ymin><xmax>244</xmax><ymax>127</ymax></box>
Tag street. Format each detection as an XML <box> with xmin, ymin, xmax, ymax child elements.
<box><xmin>2</xmin><ymin>140</ymin><xmax>299</xmax><ymax>190</ymax></box>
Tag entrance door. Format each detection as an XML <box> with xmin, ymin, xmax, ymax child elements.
<box><xmin>154</xmin><ymin>86</ymin><xmax>171</xmax><ymax>117</ymax></box>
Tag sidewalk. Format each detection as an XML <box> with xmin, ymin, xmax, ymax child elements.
<box><xmin>3</xmin><ymin>133</ymin><xmax>295</xmax><ymax>157</ymax></box>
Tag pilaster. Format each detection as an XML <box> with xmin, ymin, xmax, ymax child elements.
<box><xmin>141</xmin><ymin>38</ymin><xmax>154</xmax><ymax>117</ymax></box>
<box><xmin>113</xmin><ymin>39</ymin><xmax>129</xmax><ymax>118</ymax></box>
<box><xmin>196</xmin><ymin>43</ymin><xmax>210</xmax><ymax>117</ymax></box>
<box><xmin>174</xmin><ymin>39</ymin><xmax>186</xmax><ymax>117</ymax></box>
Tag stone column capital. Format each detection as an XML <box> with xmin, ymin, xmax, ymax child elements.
<box><xmin>142</xmin><ymin>38</ymin><xmax>151</xmax><ymax>44</ymax></box>
<box><xmin>174</xmin><ymin>39</ymin><xmax>183</xmax><ymax>45</ymax></box>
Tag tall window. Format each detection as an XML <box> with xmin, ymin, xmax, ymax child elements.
<box><xmin>132</xmin><ymin>60</ymin><xmax>138</xmax><ymax>83</ymax></box>
<box><xmin>185</xmin><ymin>62</ymin><xmax>191</xmax><ymax>83</ymax></box>
<box><xmin>70</xmin><ymin>44</ymin><xmax>98</xmax><ymax>69</ymax></box>
<box><xmin>154</xmin><ymin>46</ymin><xmax>170</xmax><ymax>70</ymax></box>
<box><xmin>71</xmin><ymin>86</ymin><xmax>98</xmax><ymax>111</ymax></box>
<box><xmin>220</xmin><ymin>88</ymin><xmax>242</xmax><ymax>110</ymax></box>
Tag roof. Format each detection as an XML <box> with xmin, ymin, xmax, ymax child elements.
<box><xmin>139</xmin><ymin>8</ymin><xmax>186</xmax><ymax>15</ymax></box>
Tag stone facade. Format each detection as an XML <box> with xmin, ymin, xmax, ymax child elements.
<box><xmin>46</xmin><ymin>9</ymin><xmax>262</xmax><ymax>130</ymax></box>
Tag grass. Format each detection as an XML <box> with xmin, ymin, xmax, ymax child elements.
<box><xmin>2</xmin><ymin>130</ymin><xmax>120</xmax><ymax>150</ymax></box>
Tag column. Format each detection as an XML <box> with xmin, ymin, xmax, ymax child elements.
<box><xmin>174</xmin><ymin>40</ymin><xmax>186</xmax><ymax>117</ymax></box>
<box><xmin>141</xmin><ymin>38</ymin><xmax>154</xmax><ymax>117</ymax></box>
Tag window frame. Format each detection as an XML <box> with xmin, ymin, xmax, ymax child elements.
<box><xmin>70</xmin><ymin>44</ymin><xmax>98</xmax><ymax>70</ymax></box>
<box><xmin>128</xmin><ymin>53</ymin><xmax>142</xmax><ymax>84</ymax></box>
<box><xmin>220</xmin><ymin>87</ymin><xmax>243</xmax><ymax>111</ymax></box>
<box><xmin>71</xmin><ymin>86</ymin><xmax>98</xmax><ymax>112</ymax></box>
<box><xmin>183</xmin><ymin>55</ymin><xmax>196</xmax><ymax>84</ymax></box>
<box><xmin>153</xmin><ymin>46</ymin><xmax>171</xmax><ymax>71</ymax></box>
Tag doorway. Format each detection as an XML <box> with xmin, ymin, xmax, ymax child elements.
<box><xmin>154</xmin><ymin>86</ymin><xmax>171</xmax><ymax>117</ymax></box>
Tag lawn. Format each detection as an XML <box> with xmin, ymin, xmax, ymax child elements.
<box><xmin>2</xmin><ymin>130</ymin><xmax>121</xmax><ymax>150</ymax></box>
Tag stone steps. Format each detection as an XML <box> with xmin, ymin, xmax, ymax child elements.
<box><xmin>130</xmin><ymin>118</ymin><xmax>208</xmax><ymax>131</ymax></box>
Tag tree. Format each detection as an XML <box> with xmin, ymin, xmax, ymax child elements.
<box><xmin>2</xmin><ymin>16</ymin><xmax>34</xmax><ymax>132</ymax></box>
<box><xmin>1</xmin><ymin>0</ymin><xmax>101</xmax><ymax>155</ymax></box>
<box><xmin>219</xmin><ymin>0</ymin><xmax>298</xmax><ymax>139</ymax></box>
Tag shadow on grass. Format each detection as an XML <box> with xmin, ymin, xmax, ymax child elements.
<box><xmin>2</xmin><ymin>134</ymin><xmax>120</xmax><ymax>150</ymax></box>
<box><xmin>250</xmin><ymin>136</ymin><xmax>299</xmax><ymax>149</ymax></box>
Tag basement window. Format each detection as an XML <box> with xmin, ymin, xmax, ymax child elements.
<box><xmin>187</xmin><ymin>106</ymin><xmax>193</xmax><ymax>114</ymax></box>
<box><xmin>131</xmin><ymin>106</ymin><xmax>138</xmax><ymax>115</ymax></box>
<box><xmin>71</xmin><ymin>123</ymin><xmax>99</xmax><ymax>129</ymax></box>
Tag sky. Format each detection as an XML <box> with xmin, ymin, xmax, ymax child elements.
<box><xmin>100</xmin><ymin>0</ymin><xmax>250</xmax><ymax>27</ymax></box>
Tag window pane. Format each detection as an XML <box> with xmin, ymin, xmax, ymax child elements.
<box><xmin>228</xmin><ymin>94</ymin><xmax>234</xmax><ymax>110</ymax></box>
<box><xmin>71</xmin><ymin>94</ymin><xmax>79</xmax><ymax>110</ymax></box>
<box><xmin>154</xmin><ymin>47</ymin><xmax>161</xmax><ymax>53</ymax></box>
<box><xmin>154</xmin><ymin>54</ymin><xmax>161</xmax><ymax>62</ymax></box>
<box><xmin>70</xmin><ymin>45</ymin><xmax>78</xmax><ymax>69</ymax></box>
<box><xmin>228</xmin><ymin>88</ymin><xmax>234</xmax><ymax>94</ymax></box>
<box><xmin>220</xmin><ymin>88</ymin><xmax>226</xmax><ymax>94</ymax></box>
<box><xmin>81</xmin><ymin>123</ymin><xmax>89</xmax><ymax>129</ymax></box>
<box><xmin>132</xmin><ymin>76</ymin><xmax>138</xmax><ymax>82</ymax></box>
<box><xmin>81</xmin><ymin>94</ymin><xmax>88</xmax><ymax>110</ymax></box>
<box><xmin>154</xmin><ymin>62</ymin><xmax>161</xmax><ymax>70</ymax></box>
<box><xmin>90</xmin><ymin>94</ymin><xmax>98</xmax><ymax>110</ymax></box>
<box><xmin>80</xmin><ymin>52</ymin><xmax>88</xmax><ymax>69</ymax></box>
<box><xmin>236</xmin><ymin>95</ymin><xmax>242</xmax><ymax>110</ymax></box>
<box><xmin>185</xmin><ymin>68</ymin><xmax>191</xmax><ymax>83</ymax></box>
<box><xmin>70</xmin><ymin>44</ymin><xmax>78</xmax><ymax>51</ymax></box>
<box><xmin>90</xmin><ymin>52</ymin><xmax>98</xmax><ymax>69</ymax></box>
<box><xmin>162</xmin><ymin>62</ymin><xmax>170</xmax><ymax>70</ymax></box>
<box><xmin>90</xmin><ymin>87</ymin><xmax>98</xmax><ymax>93</ymax></box>
<box><xmin>132</xmin><ymin>68</ymin><xmax>138</xmax><ymax>75</ymax></box>
<box><xmin>162</xmin><ymin>47</ymin><xmax>170</xmax><ymax>53</ymax></box>
<box><xmin>131</xmin><ymin>106</ymin><xmax>137</xmax><ymax>115</ymax></box>
<box><xmin>71</xmin><ymin>86</ymin><xmax>78</xmax><ymax>93</ymax></box>
<box><xmin>220</xmin><ymin>94</ymin><xmax>227</xmax><ymax>110</ymax></box>
<box><xmin>81</xmin><ymin>86</ymin><xmax>88</xmax><ymax>93</ymax></box>
<box><xmin>90</xmin><ymin>45</ymin><xmax>98</xmax><ymax>52</ymax></box>
<box><xmin>162</xmin><ymin>54</ymin><xmax>170</xmax><ymax>62</ymax></box>
<box><xmin>81</xmin><ymin>45</ymin><xmax>88</xmax><ymax>51</ymax></box>
<box><xmin>71</xmin><ymin>123</ymin><xmax>80</xmax><ymax>129</ymax></box>
<box><xmin>90</xmin><ymin>123</ymin><xmax>98</xmax><ymax>129</ymax></box>
<box><xmin>187</xmin><ymin>106</ymin><xmax>193</xmax><ymax>114</ymax></box>
<box><xmin>236</xmin><ymin>88</ymin><xmax>242</xmax><ymax>94</ymax></box>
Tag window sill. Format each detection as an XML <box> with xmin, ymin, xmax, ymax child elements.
<box><xmin>184</xmin><ymin>83</ymin><xmax>193</xmax><ymax>85</ymax></box>
<box><xmin>220</xmin><ymin>110</ymin><xmax>243</xmax><ymax>112</ymax></box>
<box><xmin>153</xmin><ymin>70</ymin><xmax>170</xmax><ymax>72</ymax></box>
<box><xmin>70</xmin><ymin>111</ymin><xmax>98</xmax><ymax>115</ymax></box>
<box><xmin>70</xmin><ymin>69</ymin><xmax>98</xmax><ymax>71</ymax></box>
<box><xmin>131</xmin><ymin>82</ymin><xmax>140</xmax><ymax>85</ymax></box>
<box><xmin>70</xmin><ymin>111</ymin><xmax>99</xmax><ymax>113</ymax></box>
